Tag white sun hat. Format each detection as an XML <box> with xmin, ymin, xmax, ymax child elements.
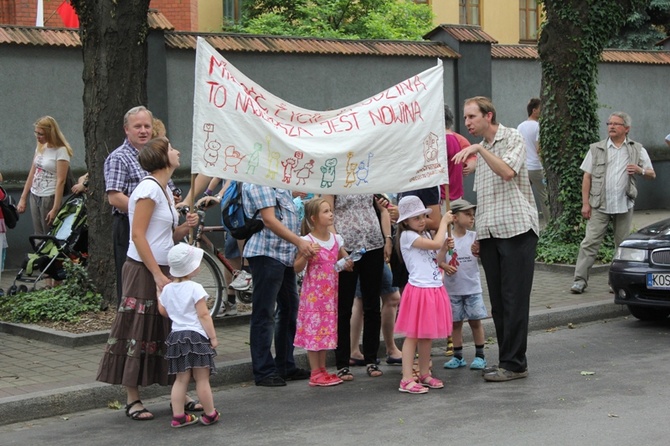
<box><xmin>168</xmin><ymin>243</ymin><xmax>204</xmax><ymax>278</ymax></box>
<box><xmin>397</xmin><ymin>195</ymin><xmax>432</xmax><ymax>223</ymax></box>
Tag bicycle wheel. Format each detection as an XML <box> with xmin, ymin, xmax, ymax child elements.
<box><xmin>197</xmin><ymin>250</ymin><xmax>225</xmax><ymax>316</ymax></box>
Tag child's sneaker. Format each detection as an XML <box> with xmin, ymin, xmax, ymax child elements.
<box><xmin>200</xmin><ymin>410</ymin><xmax>220</xmax><ymax>426</ymax></box>
<box><xmin>444</xmin><ymin>357</ymin><xmax>467</xmax><ymax>369</ymax></box>
<box><xmin>171</xmin><ymin>413</ymin><xmax>199</xmax><ymax>428</ymax></box>
<box><xmin>470</xmin><ymin>357</ymin><xmax>487</xmax><ymax>370</ymax></box>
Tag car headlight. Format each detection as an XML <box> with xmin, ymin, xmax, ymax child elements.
<box><xmin>614</xmin><ymin>247</ymin><xmax>647</xmax><ymax>261</ymax></box>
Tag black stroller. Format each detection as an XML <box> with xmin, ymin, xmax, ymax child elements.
<box><xmin>7</xmin><ymin>194</ymin><xmax>88</xmax><ymax>294</ymax></box>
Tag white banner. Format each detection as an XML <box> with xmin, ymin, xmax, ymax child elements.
<box><xmin>191</xmin><ymin>37</ymin><xmax>447</xmax><ymax>194</ymax></box>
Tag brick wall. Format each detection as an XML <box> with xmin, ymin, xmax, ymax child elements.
<box><xmin>150</xmin><ymin>0</ymin><xmax>196</xmax><ymax>31</ymax></box>
<box><xmin>4</xmin><ymin>1</ymin><xmax>198</xmax><ymax>31</ymax></box>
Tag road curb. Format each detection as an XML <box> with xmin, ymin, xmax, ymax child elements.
<box><xmin>0</xmin><ymin>299</ymin><xmax>628</xmax><ymax>427</ymax></box>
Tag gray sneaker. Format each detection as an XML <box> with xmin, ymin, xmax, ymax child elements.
<box><xmin>483</xmin><ymin>367</ymin><xmax>528</xmax><ymax>382</ymax></box>
<box><xmin>225</xmin><ymin>303</ymin><xmax>238</xmax><ymax>316</ymax></box>
<box><xmin>570</xmin><ymin>282</ymin><xmax>585</xmax><ymax>294</ymax></box>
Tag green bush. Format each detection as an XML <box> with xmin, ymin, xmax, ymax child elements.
<box><xmin>0</xmin><ymin>261</ymin><xmax>102</xmax><ymax>323</ymax></box>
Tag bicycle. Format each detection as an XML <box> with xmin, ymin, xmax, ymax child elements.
<box><xmin>179</xmin><ymin>201</ymin><xmax>253</xmax><ymax>317</ymax></box>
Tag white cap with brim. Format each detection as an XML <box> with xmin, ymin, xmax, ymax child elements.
<box><xmin>168</xmin><ymin>243</ymin><xmax>204</xmax><ymax>278</ymax></box>
<box><xmin>397</xmin><ymin>195</ymin><xmax>433</xmax><ymax>223</ymax></box>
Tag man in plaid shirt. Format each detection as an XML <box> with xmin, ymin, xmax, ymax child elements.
<box><xmin>453</xmin><ymin>96</ymin><xmax>539</xmax><ymax>383</ymax></box>
<box><xmin>243</xmin><ymin>184</ymin><xmax>315</xmax><ymax>387</ymax></box>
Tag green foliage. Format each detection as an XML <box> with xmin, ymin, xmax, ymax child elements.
<box><xmin>227</xmin><ymin>0</ymin><xmax>434</xmax><ymax>40</ymax></box>
<box><xmin>608</xmin><ymin>0</ymin><xmax>670</xmax><ymax>49</ymax></box>
<box><xmin>0</xmin><ymin>261</ymin><xmax>102</xmax><ymax>324</ymax></box>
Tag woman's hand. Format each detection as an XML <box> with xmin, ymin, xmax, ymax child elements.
<box><xmin>46</xmin><ymin>208</ymin><xmax>58</xmax><ymax>226</ymax></box>
<box><xmin>154</xmin><ymin>272</ymin><xmax>171</xmax><ymax>292</ymax></box>
<box><xmin>17</xmin><ymin>198</ymin><xmax>27</xmax><ymax>214</ymax></box>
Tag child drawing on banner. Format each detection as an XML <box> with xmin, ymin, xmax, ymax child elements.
<box><xmin>394</xmin><ymin>195</ymin><xmax>454</xmax><ymax>394</ymax></box>
<box><xmin>281</xmin><ymin>156</ymin><xmax>297</xmax><ymax>184</ymax></box>
<box><xmin>266</xmin><ymin>151</ymin><xmax>280</xmax><ymax>180</ymax></box>
<box><xmin>158</xmin><ymin>244</ymin><xmax>220</xmax><ymax>428</ymax></box>
<box><xmin>294</xmin><ymin>159</ymin><xmax>314</xmax><ymax>186</ymax></box>
<box><xmin>223</xmin><ymin>145</ymin><xmax>245</xmax><ymax>173</ymax></box>
<box><xmin>246</xmin><ymin>143</ymin><xmax>263</xmax><ymax>175</ymax></box>
<box><xmin>344</xmin><ymin>152</ymin><xmax>357</xmax><ymax>188</ymax></box>
<box><xmin>294</xmin><ymin>198</ymin><xmax>350</xmax><ymax>387</ymax></box>
<box><xmin>203</xmin><ymin>140</ymin><xmax>221</xmax><ymax>167</ymax></box>
<box><xmin>356</xmin><ymin>153</ymin><xmax>373</xmax><ymax>186</ymax></box>
<box><xmin>320</xmin><ymin>158</ymin><xmax>337</xmax><ymax>188</ymax></box>
<box><xmin>441</xmin><ymin>199</ymin><xmax>488</xmax><ymax>371</ymax></box>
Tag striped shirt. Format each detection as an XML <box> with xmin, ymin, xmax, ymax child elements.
<box><xmin>473</xmin><ymin>124</ymin><xmax>539</xmax><ymax>240</ymax></box>
<box><xmin>242</xmin><ymin>185</ymin><xmax>299</xmax><ymax>266</ymax></box>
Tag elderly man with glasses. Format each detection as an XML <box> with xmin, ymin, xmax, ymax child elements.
<box><xmin>570</xmin><ymin>112</ymin><xmax>656</xmax><ymax>294</ymax></box>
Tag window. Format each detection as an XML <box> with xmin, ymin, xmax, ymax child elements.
<box><xmin>459</xmin><ymin>0</ymin><xmax>480</xmax><ymax>26</ymax></box>
<box><xmin>519</xmin><ymin>0</ymin><xmax>541</xmax><ymax>42</ymax></box>
<box><xmin>224</xmin><ymin>0</ymin><xmax>243</xmax><ymax>24</ymax></box>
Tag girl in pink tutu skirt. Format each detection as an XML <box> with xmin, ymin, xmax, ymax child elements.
<box><xmin>394</xmin><ymin>195</ymin><xmax>454</xmax><ymax>394</ymax></box>
<box><xmin>294</xmin><ymin>198</ymin><xmax>351</xmax><ymax>387</ymax></box>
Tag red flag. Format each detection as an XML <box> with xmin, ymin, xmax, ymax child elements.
<box><xmin>57</xmin><ymin>1</ymin><xmax>79</xmax><ymax>28</ymax></box>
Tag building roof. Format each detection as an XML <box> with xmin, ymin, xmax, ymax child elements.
<box><xmin>166</xmin><ymin>32</ymin><xmax>459</xmax><ymax>58</ymax></box>
<box><xmin>492</xmin><ymin>44</ymin><xmax>670</xmax><ymax>65</ymax></box>
<box><xmin>424</xmin><ymin>24</ymin><xmax>498</xmax><ymax>44</ymax></box>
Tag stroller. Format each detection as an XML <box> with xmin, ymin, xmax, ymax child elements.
<box><xmin>7</xmin><ymin>194</ymin><xmax>88</xmax><ymax>294</ymax></box>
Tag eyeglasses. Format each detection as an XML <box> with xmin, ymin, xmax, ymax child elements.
<box><xmin>606</xmin><ymin>122</ymin><xmax>625</xmax><ymax>127</ymax></box>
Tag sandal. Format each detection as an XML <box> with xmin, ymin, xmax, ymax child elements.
<box><xmin>125</xmin><ymin>400</ymin><xmax>154</xmax><ymax>421</ymax></box>
<box><xmin>170</xmin><ymin>399</ymin><xmax>204</xmax><ymax>412</ymax></box>
<box><xmin>419</xmin><ymin>373</ymin><xmax>444</xmax><ymax>389</ymax></box>
<box><xmin>171</xmin><ymin>413</ymin><xmax>199</xmax><ymax>428</ymax></box>
<box><xmin>366</xmin><ymin>364</ymin><xmax>383</xmax><ymax>378</ymax></box>
<box><xmin>399</xmin><ymin>379</ymin><xmax>428</xmax><ymax>394</ymax></box>
<box><xmin>336</xmin><ymin>367</ymin><xmax>354</xmax><ymax>381</ymax></box>
<box><xmin>200</xmin><ymin>410</ymin><xmax>220</xmax><ymax>426</ymax></box>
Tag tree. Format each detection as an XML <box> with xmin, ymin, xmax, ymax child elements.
<box><xmin>536</xmin><ymin>0</ymin><xmax>647</xmax><ymax>264</ymax></box>
<box><xmin>70</xmin><ymin>0</ymin><xmax>151</xmax><ymax>307</ymax></box>
<box><xmin>227</xmin><ymin>0</ymin><xmax>434</xmax><ymax>40</ymax></box>
<box><xmin>609</xmin><ymin>0</ymin><xmax>670</xmax><ymax>49</ymax></box>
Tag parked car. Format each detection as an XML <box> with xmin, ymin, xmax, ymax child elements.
<box><xmin>610</xmin><ymin>218</ymin><xmax>670</xmax><ymax>321</ymax></box>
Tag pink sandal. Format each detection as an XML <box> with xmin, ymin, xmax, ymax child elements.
<box><xmin>419</xmin><ymin>374</ymin><xmax>444</xmax><ymax>389</ymax></box>
<box><xmin>399</xmin><ymin>379</ymin><xmax>428</xmax><ymax>394</ymax></box>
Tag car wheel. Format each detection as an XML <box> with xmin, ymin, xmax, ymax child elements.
<box><xmin>627</xmin><ymin>305</ymin><xmax>670</xmax><ymax>321</ymax></box>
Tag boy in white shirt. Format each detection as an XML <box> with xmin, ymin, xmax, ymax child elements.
<box><xmin>441</xmin><ymin>199</ymin><xmax>488</xmax><ymax>370</ymax></box>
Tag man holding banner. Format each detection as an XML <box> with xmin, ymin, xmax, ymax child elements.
<box><xmin>453</xmin><ymin>96</ymin><xmax>539</xmax><ymax>383</ymax></box>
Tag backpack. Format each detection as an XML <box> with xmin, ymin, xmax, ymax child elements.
<box><xmin>220</xmin><ymin>181</ymin><xmax>264</xmax><ymax>240</ymax></box>
<box><xmin>0</xmin><ymin>185</ymin><xmax>19</xmax><ymax>229</ymax></box>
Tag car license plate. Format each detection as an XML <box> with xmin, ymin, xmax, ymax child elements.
<box><xmin>647</xmin><ymin>273</ymin><xmax>670</xmax><ymax>290</ymax></box>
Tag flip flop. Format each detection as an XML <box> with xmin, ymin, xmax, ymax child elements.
<box><xmin>349</xmin><ymin>357</ymin><xmax>366</xmax><ymax>367</ymax></box>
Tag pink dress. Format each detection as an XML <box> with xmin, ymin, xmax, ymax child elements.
<box><xmin>294</xmin><ymin>234</ymin><xmax>339</xmax><ymax>351</ymax></box>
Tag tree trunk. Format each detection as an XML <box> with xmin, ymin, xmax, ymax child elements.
<box><xmin>71</xmin><ymin>0</ymin><xmax>151</xmax><ymax>307</ymax></box>
<box><xmin>537</xmin><ymin>0</ymin><xmax>645</xmax><ymax>249</ymax></box>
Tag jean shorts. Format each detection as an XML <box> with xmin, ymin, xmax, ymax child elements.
<box><xmin>449</xmin><ymin>293</ymin><xmax>488</xmax><ymax>322</ymax></box>
<box><xmin>355</xmin><ymin>262</ymin><xmax>398</xmax><ymax>298</ymax></box>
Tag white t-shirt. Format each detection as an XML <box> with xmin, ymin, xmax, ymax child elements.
<box><xmin>127</xmin><ymin>177</ymin><xmax>178</xmax><ymax>265</ymax></box>
<box><xmin>159</xmin><ymin>281</ymin><xmax>209</xmax><ymax>338</ymax></box>
<box><xmin>517</xmin><ymin>120</ymin><xmax>541</xmax><ymax>171</ymax></box>
<box><xmin>30</xmin><ymin>146</ymin><xmax>71</xmax><ymax>197</ymax></box>
<box><xmin>301</xmin><ymin>233</ymin><xmax>344</xmax><ymax>250</ymax></box>
<box><xmin>400</xmin><ymin>230</ymin><xmax>442</xmax><ymax>288</ymax></box>
<box><xmin>443</xmin><ymin>230</ymin><xmax>482</xmax><ymax>295</ymax></box>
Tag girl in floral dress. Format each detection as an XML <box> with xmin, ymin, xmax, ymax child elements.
<box><xmin>294</xmin><ymin>198</ymin><xmax>350</xmax><ymax>387</ymax></box>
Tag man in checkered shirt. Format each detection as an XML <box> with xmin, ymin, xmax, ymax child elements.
<box><xmin>453</xmin><ymin>96</ymin><xmax>539</xmax><ymax>383</ymax></box>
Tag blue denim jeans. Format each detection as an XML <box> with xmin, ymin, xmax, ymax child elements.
<box><xmin>248</xmin><ymin>256</ymin><xmax>299</xmax><ymax>383</ymax></box>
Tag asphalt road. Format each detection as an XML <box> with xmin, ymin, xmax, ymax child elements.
<box><xmin>1</xmin><ymin>315</ymin><xmax>668</xmax><ymax>446</ymax></box>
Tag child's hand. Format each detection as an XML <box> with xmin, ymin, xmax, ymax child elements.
<box><xmin>343</xmin><ymin>259</ymin><xmax>354</xmax><ymax>272</ymax></box>
<box><xmin>444</xmin><ymin>264</ymin><xmax>458</xmax><ymax>276</ymax></box>
<box><xmin>445</xmin><ymin>237</ymin><xmax>455</xmax><ymax>251</ymax></box>
<box><xmin>210</xmin><ymin>338</ymin><xmax>219</xmax><ymax>349</ymax></box>
<box><xmin>442</xmin><ymin>210</ymin><xmax>454</xmax><ymax>224</ymax></box>
<box><xmin>310</xmin><ymin>243</ymin><xmax>321</xmax><ymax>257</ymax></box>
<box><xmin>387</xmin><ymin>204</ymin><xmax>399</xmax><ymax>223</ymax></box>
<box><xmin>471</xmin><ymin>240</ymin><xmax>480</xmax><ymax>257</ymax></box>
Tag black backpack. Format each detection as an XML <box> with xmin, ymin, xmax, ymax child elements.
<box><xmin>0</xmin><ymin>186</ymin><xmax>19</xmax><ymax>229</ymax></box>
